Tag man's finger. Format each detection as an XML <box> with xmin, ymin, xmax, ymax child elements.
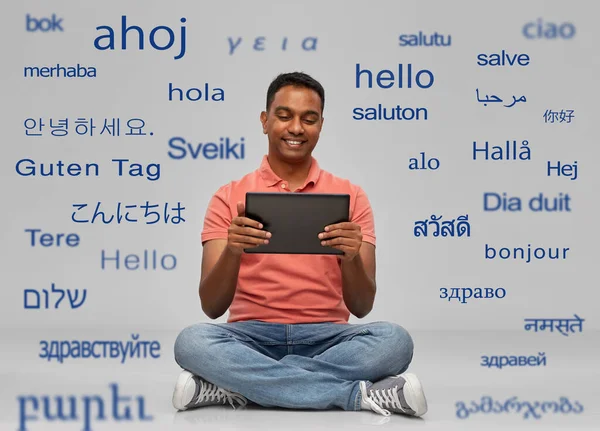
<box><xmin>324</xmin><ymin>222</ymin><xmax>360</xmax><ymax>232</ymax></box>
<box><xmin>319</xmin><ymin>228</ymin><xmax>361</xmax><ymax>240</ymax></box>
<box><xmin>237</xmin><ymin>201</ymin><xmax>245</xmax><ymax>217</ymax></box>
<box><xmin>232</xmin><ymin>216</ymin><xmax>263</xmax><ymax>229</ymax></box>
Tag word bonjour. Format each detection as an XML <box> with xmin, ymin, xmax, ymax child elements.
<box><xmin>524</xmin><ymin>314</ymin><xmax>584</xmax><ymax>336</ymax></box>
<box><xmin>17</xmin><ymin>383</ymin><xmax>152</xmax><ymax>431</ymax></box>
<box><xmin>101</xmin><ymin>249</ymin><xmax>177</xmax><ymax>271</ymax></box>
<box><xmin>15</xmin><ymin>159</ymin><xmax>160</xmax><ymax>181</ymax></box>
<box><xmin>94</xmin><ymin>15</ymin><xmax>186</xmax><ymax>59</ymax></box>
<box><xmin>484</xmin><ymin>192</ymin><xmax>571</xmax><ymax>212</ymax></box>
<box><xmin>24</xmin><ymin>283</ymin><xmax>86</xmax><ymax>310</ymax></box>
<box><xmin>414</xmin><ymin>214</ymin><xmax>470</xmax><ymax>237</ymax></box>
<box><xmin>440</xmin><ymin>287</ymin><xmax>506</xmax><ymax>304</ymax></box>
<box><xmin>168</xmin><ymin>137</ymin><xmax>246</xmax><ymax>160</ymax></box>
<box><xmin>39</xmin><ymin>334</ymin><xmax>160</xmax><ymax>364</ymax></box>
<box><xmin>485</xmin><ymin>244</ymin><xmax>569</xmax><ymax>263</ymax></box>
<box><xmin>456</xmin><ymin>396</ymin><xmax>583</xmax><ymax>420</ymax></box>
<box><xmin>481</xmin><ymin>353</ymin><xmax>546</xmax><ymax>369</ymax></box>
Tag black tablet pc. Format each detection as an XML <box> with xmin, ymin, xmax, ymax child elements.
<box><xmin>244</xmin><ymin>192</ymin><xmax>350</xmax><ymax>254</ymax></box>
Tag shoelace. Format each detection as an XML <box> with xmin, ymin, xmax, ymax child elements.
<box><xmin>359</xmin><ymin>381</ymin><xmax>405</xmax><ymax>417</ymax></box>
<box><xmin>193</xmin><ymin>380</ymin><xmax>248</xmax><ymax>409</ymax></box>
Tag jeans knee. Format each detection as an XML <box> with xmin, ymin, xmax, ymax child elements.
<box><xmin>174</xmin><ymin>323</ymin><xmax>211</xmax><ymax>368</ymax></box>
<box><xmin>370</xmin><ymin>322</ymin><xmax>414</xmax><ymax>374</ymax></box>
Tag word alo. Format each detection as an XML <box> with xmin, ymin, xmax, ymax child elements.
<box><xmin>17</xmin><ymin>383</ymin><xmax>152</xmax><ymax>431</ymax></box>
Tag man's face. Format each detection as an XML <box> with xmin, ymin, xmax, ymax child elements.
<box><xmin>260</xmin><ymin>85</ymin><xmax>324</xmax><ymax>165</ymax></box>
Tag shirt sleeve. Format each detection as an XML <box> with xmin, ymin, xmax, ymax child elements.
<box><xmin>201</xmin><ymin>184</ymin><xmax>232</xmax><ymax>244</ymax></box>
<box><xmin>351</xmin><ymin>186</ymin><xmax>376</xmax><ymax>246</ymax></box>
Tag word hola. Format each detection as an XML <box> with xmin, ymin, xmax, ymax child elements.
<box><xmin>26</xmin><ymin>14</ymin><xmax>63</xmax><ymax>32</ymax></box>
<box><xmin>94</xmin><ymin>16</ymin><xmax>186</xmax><ymax>60</ymax></box>
<box><xmin>17</xmin><ymin>383</ymin><xmax>152</xmax><ymax>431</ymax></box>
<box><xmin>168</xmin><ymin>82</ymin><xmax>224</xmax><ymax>102</ymax></box>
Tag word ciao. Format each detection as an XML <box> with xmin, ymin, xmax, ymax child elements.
<box><xmin>440</xmin><ymin>287</ymin><xmax>505</xmax><ymax>304</ymax></box>
<box><xmin>484</xmin><ymin>192</ymin><xmax>571</xmax><ymax>212</ymax></box>
<box><xmin>228</xmin><ymin>36</ymin><xmax>317</xmax><ymax>55</ymax></box>
<box><xmin>168</xmin><ymin>137</ymin><xmax>246</xmax><ymax>160</ymax></box>
<box><xmin>24</xmin><ymin>283</ymin><xmax>86</xmax><ymax>310</ymax></box>
<box><xmin>39</xmin><ymin>334</ymin><xmax>160</xmax><ymax>364</ymax></box>
<box><xmin>71</xmin><ymin>202</ymin><xmax>185</xmax><ymax>225</ymax></box>
<box><xmin>94</xmin><ymin>15</ymin><xmax>186</xmax><ymax>59</ymax></box>
<box><xmin>523</xmin><ymin>18</ymin><xmax>576</xmax><ymax>39</ymax></box>
<box><xmin>15</xmin><ymin>159</ymin><xmax>160</xmax><ymax>181</ymax></box>
<box><xmin>456</xmin><ymin>396</ymin><xmax>583</xmax><ymax>420</ymax></box>
<box><xmin>481</xmin><ymin>352</ymin><xmax>546</xmax><ymax>369</ymax></box>
<box><xmin>524</xmin><ymin>314</ymin><xmax>584</xmax><ymax>336</ymax></box>
<box><xmin>17</xmin><ymin>383</ymin><xmax>152</xmax><ymax>431</ymax></box>
<box><xmin>414</xmin><ymin>214</ymin><xmax>470</xmax><ymax>237</ymax></box>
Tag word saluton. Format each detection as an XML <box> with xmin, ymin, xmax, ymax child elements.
<box><xmin>168</xmin><ymin>137</ymin><xmax>245</xmax><ymax>160</ymax></box>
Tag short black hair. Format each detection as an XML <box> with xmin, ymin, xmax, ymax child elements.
<box><xmin>266</xmin><ymin>72</ymin><xmax>325</xmax><ymax>113</ymax></box>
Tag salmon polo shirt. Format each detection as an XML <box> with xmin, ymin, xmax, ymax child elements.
<box><xmin>201</xmin><ymin>155</ymin><xmax>376</xmax><ymax>324</ymax></box>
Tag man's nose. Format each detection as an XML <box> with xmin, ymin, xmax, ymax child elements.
<box><xmin>287</xmin><ymin>117</ymin><xmax>304</xmax><ymax>135</ymax></box>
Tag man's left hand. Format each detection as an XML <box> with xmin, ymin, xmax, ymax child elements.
<box><xmin>319</xmin><ymin>222</ymin><xmax>362</xmax><ymax>261</ymax></box>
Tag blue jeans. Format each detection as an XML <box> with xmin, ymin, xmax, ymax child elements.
<box><xmin>174</xmin><ymin>320</ymin><xmax>414</xmax><ymax>411</ymax></box>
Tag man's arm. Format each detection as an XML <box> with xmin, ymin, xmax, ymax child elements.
<box><xmin>340</xmin><ymin>242</ymin><xmax>376</xmax><ymax>318</ymax></box>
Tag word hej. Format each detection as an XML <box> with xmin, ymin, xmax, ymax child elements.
<box><xmin>413</xmin><ymin>214</ymin><xmax>470</xmax><ymax>237</ymax></box>
<box><xmin>18</xmin><ymin>383</ymin><xmax>152</xmax><ymax>431</ymax></box>
<box><xmin>24</xmin><ymin>283</ymin><xmax>86</xmax><ymax>310</ymax></box>
<box><xmin>16</xmin><ymin>159</ymin><xmax>160</xmax><ymax>181</ymax></box>
<box><xmin>353</xmin><ymin>64</ymin><xmax>433</xmax><ymax>121</ymax></box>
<box><xmin>484</xmin><ymin>192</ymin><xmax>571</xmax><ymax>212</ymax></box>
<box><xmin>71</xmin><ymin>202</ymin><xmax>185</xmax><ymax>225</ymax></box>
<box><xmin>440</xmin><ymin>287</ymin><xmax>505</xmax><ymax>304</ymax></box>
<box><xmin>25</xmin><ymin>117</ymin><xmax>150</xmax><ymax>137</ymax></box>
<box><xmin>456</xmin><ymin>396</ymin><xmax>583</xmax><ymax>420</ymax></box>
<box><xmin>228</xmin><ymin>36</ymin><xmax>317</xmax><ymax>55</ymax></box>
<box><xmin>523</xmin><ymin>18</ymin><xmax>576</xmax><ymax>39</ymax></box>
<box><xmin>101</xmin><ymin>249</ymin><xmax>177</xmax><ymax>271</ymax></box>
<box><xmin>524</xmin><ymin>314</ymin><xmax>584</xmax><ymax>336</ymax></box>
<box><xmin>39</xmin><ymin>334</ymin><xmax>160</xmax><ymax>364</ymax></box>
<box><xmin>481</xmin><ymin>352</ymin><xmax>547</xmax><ymax>369</ymax></box>
<box><xmin>168</xmin><ymin>137</ymin><xmax>245</xmax><ymax>160</ymax></box>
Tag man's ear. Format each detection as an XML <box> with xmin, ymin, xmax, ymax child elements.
<box><xmin>260</xmin><ymin>111</ymin><xmax>268</xmax><ymax>134</ymax></box>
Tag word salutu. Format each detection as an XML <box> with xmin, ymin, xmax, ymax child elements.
<box><xmin>456</xmin><ymin>396</ymin><xmax>583</xmax><ymax>420</ymax></box>
<box><xmin>71</xmin><ymin>202</ymin><xmax>185</xmax><ymax>225</ymax></box>
<box><xmin>24</xmin><ymin>283</ymin><xmax>86</xmax><ymax>310</ymax></box>
<box><xmin>39</xmin><ymin>334</ymin><xmax>160</xmax><ymax>364</ymax></box>
<box><xmin>18</xmin><ymin>383</ymin><xmax>152</xmax><ymax>431</ymax></box>
<box><xmin>414</xmin><ymin>214</ymin><xmax>470</xmax><ymax>237</ymax></box>
<box><xmin>481</xmin><ymin>352</ymin><xmax>546</xmax><ymax>369</ymax></box>
<box><xmin>476</xmin><ymin>89</ymin><xmax>526</xmax><ymax>108</ymax></box>
<box><xmin>524</xmin><ymin>314</ymin><xmax>584</xmax><ymax>336</ymax></box>
<box><xmin>24</xmin><ymin>117</ymin><xmax>151</xmax><ymax>137</ymax></box>
<box><xmin>440</xmin><ymin>287</ymin><xmax>505</xmax><ymax>304</ymax></box>
<box><xmin>16</xmin><ymin>159</ymin><xmax>161</xmax><ymax>181</ymax></box>
<box><xmin>399</xmin><ymin>31</ymin><xmax>451</xmax><ymax>47</ymax></box>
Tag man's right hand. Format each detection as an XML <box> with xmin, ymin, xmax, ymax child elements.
<box><xmin>226</xmin><ymin>202</ymin><xmax>271</xmax><ymax>255</ymax></box>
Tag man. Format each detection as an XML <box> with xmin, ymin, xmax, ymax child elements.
<box><xmin>172</xmin><ymin>72</ymin><xmax>427</xmax><ymax>418</ymax></box>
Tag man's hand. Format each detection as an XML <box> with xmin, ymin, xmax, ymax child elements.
<box><xmin>227</xmin><ymin>202</ymin><xmax>271</xmax><ymax>255</ymax></box>
<box><xmin>318</xmin><ymin>222</ymin><xmax>363</xmax><ymax>261</ymax></box>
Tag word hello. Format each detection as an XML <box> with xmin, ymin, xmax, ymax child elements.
<box><xmin>26</xmin><ymin>14</ymin><xmax>63</xmax><ymax>32</ymax></box>
<box><xmin>355</xmin><ymin>63</ymin><xmax>434</xmax><ymax>89</ymax></box>
<box><xmin>477</xmin><ymin>50</ymin><xmax>530</xmax><ymax>67</ymax></box>
<box><xmin>17</xmin><ymin>383</ymin><xmax>152</xmax><ymax>431</ymax></box>
<box><xmin>399</xmin><ymin>31</ymin><xmax>451</xmax><ymax>47</ymax></box>
<box><xmin>484</xmin><ymin>192</ymin><xmax>572</xmax><ymax>212</ymax></box>
<box><xmin>101</xmin><ymin>249</ymin><xmax>177</xmax><ymax>270</ymax></box>
<box><xmin>523</xmin><ymin>18</ymin><xmax>575</xmax><ymax>39</ymax></box>
<box><xmin>94</xmin><ymin>16</ymin><xmax>186</xmax><ymax>59</ymax></box>
<box><xmin>168</xmin><ymin>82</ymin><xmax>224</xmax><ymax>102</ymax></box>
<box><xmin>409</xmin><ymin>152</ymin><xmax>439</xmax><ymax>170</ymax></box>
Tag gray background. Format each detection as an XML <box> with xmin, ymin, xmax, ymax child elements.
<box><xmin>1</xmin><ymin>1</ymin><xmax>598</xmax><ymax>430</ymax></box>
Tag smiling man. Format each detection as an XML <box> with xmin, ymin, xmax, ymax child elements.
<box><xmin>172</xmin><ymin>72</ymin><xmax>428</xmax><ymax>418</ymax></box>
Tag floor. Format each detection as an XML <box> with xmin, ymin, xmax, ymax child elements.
<box><xmin>1</xmin><ymin>329</ymin><xmax>598</xmax><ymax>431</ymax></box>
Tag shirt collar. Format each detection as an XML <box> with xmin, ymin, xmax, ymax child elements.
<box><xmin>258</xmin><ymin>155</ymin><xmax>321</xmax><ymax>188</ymax></box>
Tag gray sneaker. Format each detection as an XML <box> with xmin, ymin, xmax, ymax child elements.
<box><xmin>172</xmin><ymin>370</ymin><xmax>247</xmax><ymax>411</ymax></box>
<box><xmin>360</xmin><ymin>373</ymin><xmax>428</xmax><ymax>417</ymax></box>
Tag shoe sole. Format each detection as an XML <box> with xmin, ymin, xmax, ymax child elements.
<box><xmin>401</xmin><ymin>373</ymin><xmax>428</xmax><ymax>417</ymax></box>
<box><xmin>172</xmin><ymin>370</ymin><xmax>195</xmax><ymax>411</ymax></box>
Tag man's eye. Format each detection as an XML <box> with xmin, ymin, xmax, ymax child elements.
<box><xmin>304</xmin><ymin>119</ymin><xmax>317</xmax><ymax>124</ymax></box>
<box><xmin>278</xmin><ymin>116</ymin><xmax>290</xmax><ymax>120</ymax></box>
